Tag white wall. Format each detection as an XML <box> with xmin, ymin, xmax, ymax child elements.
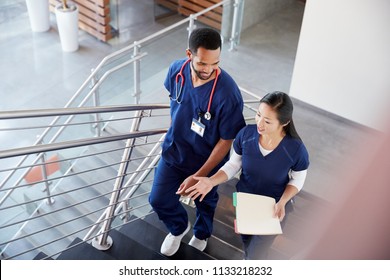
<box><xmin>240</xmin><ymin>0</ymin><xmax>295</xmax><ymax>31</ymax></box>
<box><xmin>222</xmin><ymin>0</ymin><xmax>294</xmax><ymax>40</ymax></box>
<box><xmin>289</xmin><ymin>0</ymin><xmax>390</xmax><ymax>131</ymax></box>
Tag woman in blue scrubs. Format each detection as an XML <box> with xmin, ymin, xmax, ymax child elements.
<box><xmin>185</xmin><ymin>91</ymin><xmax>310</xmax><ymax>259</ymax></box>
<box><xmin>149</xmin><ymin>27</ymin><xmax>246</xmax><ymax>256</ymax></box>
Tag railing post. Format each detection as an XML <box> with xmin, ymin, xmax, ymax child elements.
<box><xmin>121</xmin><ymin>200</ymin><xmax>130</xmax><ymax>223</ymax></box>
<box><xmin>40</xmin><ymin>153</ymin><xmax>55</xmax><ymax>205</ymax></box>
<box><xmin>187</xmin><ymin>14</ymin><xmax>197</xmax><ymax>40</ymax></box>
<box><xmin>90</xmin><ymin>68</ymin><xmax>102</xmax><ymax>137</ymax></box>
<box><xmin>91</xmin><ymin>137</ymin><xmax>134</xmax><ymax>250</ymax></box>
<box><xmin>133</xmin><ymin>42</ymin><xmax>141</xmax><ymax>104</ymax></box>
<box><xmin>92</xmin><ymin>109</ymin><xmax>144</xmax><ymax>250</ymax></box>
<box><xmin>229</xmin><ymin>0</ymin><xmax>244</xmax><ymax>51</ymax></box>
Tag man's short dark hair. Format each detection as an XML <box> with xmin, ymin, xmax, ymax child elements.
<box><xmin>188</xmin><ymin>27</ymin><xmax>222</xmax><ymax>54</ymax></box>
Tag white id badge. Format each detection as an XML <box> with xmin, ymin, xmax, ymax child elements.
<box><xmin>191</xmin><ymin>118</ymin><xmax>205</xmax><ymax>137</ymax></box>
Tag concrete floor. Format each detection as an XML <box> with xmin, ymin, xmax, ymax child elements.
<box><xmin>0</xmin><ymin>0</ymin><xmax>373</xmax><ymax>202</ymax></box>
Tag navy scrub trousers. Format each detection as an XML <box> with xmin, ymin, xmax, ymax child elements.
<box><xmin>149</xmin><ymin>158</ymin><xmax>219</xmax><ymax>240</ymax></box>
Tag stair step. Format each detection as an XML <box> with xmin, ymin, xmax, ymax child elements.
<box><xmin>5</xmin><ymin>215</ymin><xmax>72</xmax><ymax>259</ymax></box>
<box><xmin>203</xmin><ymin>223</ymin><xmax>243</xmax><ymax>259</ymax></box>
<box><xmin>126</xmin><ymin>188</ymin><xmax>154</xmax><ymax>218</ymax></box>
<box><xmin>36</xmin><ymin>197</ymin><xmax>98</xmax><ymax>242</ymax></box>
<box><xmin>70</xmin><ymin>153</ymin><xmax>118</xmax><ymax>195</ymax></box>
<box><xmin>214</xmin><ymin>179</ymin><xmax>244</xmax><ymax>251</ymax></box>
<box><xmin>102</xmin><ymin>229</ymin><xmax>167</xmax><ymax>260</ymax></box>
<box><xmin>119</xmin><ymin>215</ymin><xmax>214</xmax><ymax>260</ymax></box>
<box><xmin>214</xmin><ymin>193</ymin><xmax>236</xmax><ymax>226</ymax></box>
<box><xmin>33</xmin><ymin>252</ymin><xmax>53</xmax><ymax>260</ymax></box>
<box><xmin>1</xmin><ymin>234</ymin><xmax>40</xmax><ymax>260</ymax></box>
<box><xmin>57</xmin><ymin>237</ymin><xmax>115</xmax><ymax>260</ymax></box>
<box><xmin>54</xmin><ymin>176</ymin><xmax>110</xmax><ymax>222</ymax></box>
<box><xmin>88</xmin><ymin>143</ymin><xmax>124</xmax><ymax>167</ymax></box>
<box><xmin>141</xmin><ymin>208</ymin><xmax>243</xmax><ymax>259</ymax></box>
<box><xmin>214</xmin><ymin>188</ymin><xmax>236</xmax><ymax>225</ymax></box>
<box><xmin>208</xmin><ymin>219</ymin><xmax>243</xmax><ymax>258</ymax></box>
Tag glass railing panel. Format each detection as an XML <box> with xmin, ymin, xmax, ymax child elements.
<box><xmin>92</xmin><ymin>55</ymin><xmax>136</xmax><ymax>106</ymax></box>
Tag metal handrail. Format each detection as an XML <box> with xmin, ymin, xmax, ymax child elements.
<box><xmin>0</xmin><ymin>104</ymin><xmax>169</xmax><ymax>120</ymax></box>
<box><xmin>0</xmin><ymin>142</ymin><xmax>160</xmax><ymax>182</ymax></box>
<box><xmin>0</xmin><ymin>104</ymin><xmax>169</xmax><ymax>207</ymax></box>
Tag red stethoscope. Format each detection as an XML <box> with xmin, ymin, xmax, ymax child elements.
<box><xmin>173</xmin><ymin>59</ymin><xmax>219</xmax><ymax>121</ymax></box>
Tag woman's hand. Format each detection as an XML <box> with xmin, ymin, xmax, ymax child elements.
<box><xmin>274</xmin><ymin>185</ymin><xmax>299</xmax><ymax>221</ymax></box>
<box><xmin>274</xmin><ymin>201</ymin><xmax>286</xmax><ymax>222</ymax></box>
<box><xmin>176</xmin><ymin>175</ymin><xmax>198</xmax><ymax>195</ymax></box>
<box><xmin>182</xmin><ymin>176</ymin><xmax>214</xmax><ymax>202</ymax></box>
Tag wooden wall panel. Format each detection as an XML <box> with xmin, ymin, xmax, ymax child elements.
<box><xmin>49</xmin><ymin>0</ymin><xmax>112</xmax><ymax>42</ymax></box>
<box><xmin>156</xmin><ymin>0</ymin><xmax>223</xmax><ymax>30</ymax></box>
<box><xmin>155</xmin><ymin>0</ymin><xmax>179</xmax><ymax>11</ymax></box>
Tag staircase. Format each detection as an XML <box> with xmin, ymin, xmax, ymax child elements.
<box><xmin>33</xmin><ymin>180</ymin><xmax>241</xmax><ymax>260</ymax></box>
<box><xmin>1</xmin><ymin>101</ymin><xmax>327</xmax><ymax>260</ymax></box>
<box><xmin>30</xmin><ymin>174</ymin><xmax>327</xmax><ymax>260</ymax></box>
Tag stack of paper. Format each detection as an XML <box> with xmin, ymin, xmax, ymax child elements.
<box><xmin>233</xmin><ymin>192</ymin><xmax>282</xmax><ymax>235</ymax></box>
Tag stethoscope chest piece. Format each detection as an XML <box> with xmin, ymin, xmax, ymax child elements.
<box><xmin>204</xmin><ymin>111</ymin><xmax>212</xmax><ymax>121</ymax></box>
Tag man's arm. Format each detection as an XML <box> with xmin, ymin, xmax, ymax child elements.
<box><xmin>176</xmin><ymin>138</ymin><xmax>233</xmax><ymax>194</ymax></box>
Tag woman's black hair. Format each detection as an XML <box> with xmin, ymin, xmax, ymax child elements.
<box><xmin>188</xmin><ymin>27</ymin><xmax>222</xmax><ymax>54</ymax></box>
<box><xmin>260</xmin><ymin>91</ymin><xmax>302</xmax><ymax>140</ymax></box>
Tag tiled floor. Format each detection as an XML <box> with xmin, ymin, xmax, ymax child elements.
<box><xmin>0</xmin><ymin>0</ymin><xmax>302</xmax><ymax>110</ymax></box>
<box><xmin>0</xmin><ymin>0</ymin><xmax>373</xmax><ymax>202</ymax></box>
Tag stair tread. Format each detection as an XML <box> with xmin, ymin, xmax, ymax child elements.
<box><xmin>54</xmin><ymin>176</ymin><xmax>110</xmax><ymax>222</ymax></box>
<box><xmin>142</xmin><ymin>210</ymin><xmax>244</xmax><ymax>259</ymax></box>
<box><xmin>119</xmin><ymin>215</ymin><xmax>214</xmax><ymax>260</ymax></box>
<box><xmin>33</xmin><ymin>252</ymin><xmax>53</xmax><ymax>260</ymax></box>
<box><xmin>103</xmin><ymin>229</ymin><xmax>167</xmax><ymax>260</ymax></box>
<box><xmin>57</xmin><ymin>237</ymin><xmax>115</xmax><ymax>260</ymax></box>
<box><xmin>53</xmin><ymin>227</ymin><xmax>168</xmax><ymax>260</ymax></box>
<box><xmin>214</xmin><ymin>191</ymin><xmax>236</xmax><ymax>226</ymax></box>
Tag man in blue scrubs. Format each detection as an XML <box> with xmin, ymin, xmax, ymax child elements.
<box><xmin>149</xmin><ymin>27</ymin><xmax>246</xmax><ymax>256</ymax></box>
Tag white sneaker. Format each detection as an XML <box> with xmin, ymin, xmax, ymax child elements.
<box><xmin>160</xmin><ymin>222</ymin><xmax>191</xmax><ymax>256</ymax></box>
<box><xmin>189</xmin><ymin>236</ymin><xmax>207</xmax><ymax>251</ymax></box>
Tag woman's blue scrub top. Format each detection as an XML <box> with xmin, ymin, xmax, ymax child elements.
<box><xmin>234</xmin><ymin>125</ymin><xmax>310</xmax><ymax>202</ymax></box>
